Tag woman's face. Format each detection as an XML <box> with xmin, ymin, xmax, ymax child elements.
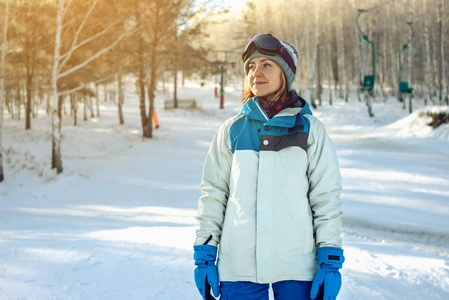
<box><xmin>248</xmin><ymin>56</ymin><xmax>283</xmax><ymax>100</ymax></box>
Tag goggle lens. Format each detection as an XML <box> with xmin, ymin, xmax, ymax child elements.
<box><xmin>242</xmin><ymin>34</ymin><xmax>281</xmax><ymax>62</ymax></box>
<box><xmin>242</xmin><ymin>34</ymin><xmax>297</xmax><ymax>75</ymax></box>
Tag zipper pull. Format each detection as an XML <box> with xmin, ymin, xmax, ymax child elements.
<box><xmin>203</xmin><ymin>235</ymin><xmax>213</xmax><ymax>245</ymax></box>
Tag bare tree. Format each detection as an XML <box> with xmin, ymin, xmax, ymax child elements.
<box><xmin>353</xmin><ymin>0</ymin><xmax>363</xmax><ymax>101</ymax></box>
<box><xmin>438</xmin><ymin>0</ymin><xmax>447</xmax><ymax>103</ymax></box>
<box><xmin>304</xmin><ymin>3</ymin><xmax>321</xmax><ymax>108</ymax></box>
<box><xmin>423</xmin><ymin>0</ymin><xmax>435</xmax><ymax>102</ymax></box>
<box><xmin>50</xmin><ymin>0</ymin><xmax>132</xmax><ymax>173</ymax></box>
<box><xmin>407</xmin><ymin>0</ymin><xmax>415</xmax><ymax>112</ymax></box>
<box><xmin>117</xmin><ymin>72</ymin><xmax>124</xmax><ymax>125</ymax></box>
<box><xmin>326</xmin><ymin>6</ymin><xmax>334</xmax><ymax>105</ymax></box>
<box><xmin>0</xmin><ymin>0</ymin><xmax>9</xmax><ymax>182</ymax></box>
<box><xmin>128</xmin><ymin>0</ymin><xmax>194</xmax><ymax>138</ymax></box>
<box><xmin>337</xmin><ymin>2</ymin><xmax>349</xmax><ymax>102</ymax></box>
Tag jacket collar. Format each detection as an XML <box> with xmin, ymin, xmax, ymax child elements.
<box><xmin>240</xmin><ymin>91</ymin><xmax>312</xmax><ymax>127</ymax></box>
<box><xmin>241</xmin><ymin>98</ymin><xmax>269</xmax><ymax>121</ymax></box>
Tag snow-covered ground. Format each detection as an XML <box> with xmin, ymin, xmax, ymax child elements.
<box><xmin>0</xmin><ymin>80</ymin><xmax>448</xmax><ymax>300</ymax></box>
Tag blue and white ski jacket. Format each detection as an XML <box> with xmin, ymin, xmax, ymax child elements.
<box><xmin>195</xmin><ymin>94</ymin><xmax>342</xmax><ymax>283</ymax></box>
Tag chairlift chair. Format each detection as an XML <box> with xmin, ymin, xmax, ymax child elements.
<box><xmin>361</xmin><ymin>75</ymin><xmax>375</xmax><ymax>92</ymax></box>
<box><xmin>399</xmin><ymin>81</ymin><xmax>413</xmax><ymax>94</ymax></box>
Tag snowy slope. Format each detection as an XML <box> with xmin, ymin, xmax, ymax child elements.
<box><xmin>0</xmin><ymin>81</ymin><xmax>448</xmax><ymax>300</ymax></box>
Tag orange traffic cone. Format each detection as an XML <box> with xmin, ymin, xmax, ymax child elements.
<box><xmin>153</xmin><ymin>110</ymin><xmax>160</xmax><ymax>129</ymax></box>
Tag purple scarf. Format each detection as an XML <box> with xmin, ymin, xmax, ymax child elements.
<box><xmin>258</xmin><ymin>91</ymin><xmax>298</xmax><ymax>119</ymax></box>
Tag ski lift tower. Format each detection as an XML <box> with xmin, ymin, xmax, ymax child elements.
<box><xmin>213</xmin><ymin>50</ymin><xmax>240</xmax><ymax>109</ymax></box>
<box><xmin>356</xmin><ymin>8</ymin><xmax>375</xmax><ymax>117</ymax></box>
<box><xmin>356</xmin><ymin>9</ymin><xmax>375</xmax><ymax>94</ymax></box>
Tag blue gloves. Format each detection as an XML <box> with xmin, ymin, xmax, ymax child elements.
<box><xmin>310</xmin><ymin>247</ymin><xmax>345</xmax><ymax>300</ymax></box>
<box><xmin>194</xmin><ymin>244</ymin><xmax>219</xmax><ymax>300</ymax></box>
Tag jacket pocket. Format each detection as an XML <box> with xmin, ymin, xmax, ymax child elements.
<box><xmin>302</xmin><ymin>207</ymin><xmax>315</xmax><ymax>254</ymax></box>
<box><xmin>219</xmin><ymin>227</ymin><xmax>230</xmax><ymax>254</ymax></box>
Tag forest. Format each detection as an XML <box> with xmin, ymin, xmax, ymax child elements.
<box><xmin>0</xmin><ymin>0</ymin><xmax>448</xmax><ymax>180</ymax></box>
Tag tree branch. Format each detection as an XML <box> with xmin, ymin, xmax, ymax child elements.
<box><xmin>61</xmin><ymin>0</ymin><xmax>74</xmax><ymax>21</ymax></box>
<box><xmin>58</xmin><ymin>73</ymin><xmax>116</xmax><ymax>97</ymax></box>
<box><xmin>58</xmin><ymin>0</ymin><xmax>99</xmax><ymax>71</ymax></box>
<box><xmin>58</xmin><ymin>29</ymin><xmax>131</xmax><ymax>80</ymax></box>
<box><xmin>58</xmin><ymin>18</ymin><xmax>122</xmax><ymax>72</ymax></box>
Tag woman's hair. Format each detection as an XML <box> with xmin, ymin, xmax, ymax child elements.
<box><xmin>241</xmin><ymin>71</ymin><xmax>288</xmax><ymax>104</ymax></box>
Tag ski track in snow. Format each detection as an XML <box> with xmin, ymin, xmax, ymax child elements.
<box><xmin>0</xmin><ymin>81</ymin><xmax>448</xmax><ymax>299</ymax></box>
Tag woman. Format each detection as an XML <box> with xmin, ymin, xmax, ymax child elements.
<box><xmin>194</xmin><ymin>34</ymin><xmax>344</xmax><ymax>300</ymax></box>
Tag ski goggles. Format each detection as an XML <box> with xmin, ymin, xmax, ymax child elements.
<box><xmin>242</xmin><ymin>34</ymin><xmax>296</xmax><ymax>74</ymax></box>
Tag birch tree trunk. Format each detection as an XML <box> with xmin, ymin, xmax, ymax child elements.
<box><xmin>0</xmin><ymin>0</ymin><xmax>9</xmax><ymax>182</ymax></box>
<box><xmin>46</xmin><ymin>92</ymin><xmax>50</xmax><ymax>115</ymax></box>
<box><xmin>173</xmin><ymin>34</ymin><xmax>178</xmax><ymax>108</ymax></box>
<box><xmin>317</xmin><ymin>43</ymin><xmax>322</xmax><ymax>106</ymax></box>
<box><xmin>95</xmin><ymin>84</ymin><xmax>100</xmax><ymax>118</ymax></box>
<box><xmin>49</xmin><ymin>0</ymin><xmax>131</xmax><ymax>173</ymax></box>
<box><xmin>83</xmin><ymin>94</ymin><xmax>88</xmax><ymax>121</ymax></box>
<box><xmin>424</xmin><ymin>0</ymin><xmax>435</xmax><ymax>102</ymax></box>
<box><xmin>117</xmin><ymin>72</ymin><xmax>124</xmax><ymax>125</ymax></box>
<box><xmin>337</xmin><ymin>3</ymin><xmax>349</xmax><ymax>102</ymax></box>
<box><xmin>174</xmin><ymin>67</ymin><xmax>178</xmax><ymax>108</ymax></box>
<box><xmin>305</xmin><ymin>4</ymin><xmax>320</xmax><ymax>108</ymax></box>
<box><xmin>380</xmin><ymin>28</ymin><xmax>387</xmax><ymax>101</ymax></box>
<box><xmin>381</xmin><ymin>15</ymin><xmax>389</xmax><ymax>101</ymax></box>
<box><xmin>71</xmin><ymin>94</ymin><xmax>77</xmax><ymax>126</ymax></box>
<box><xmin>16</xmin><ymin>84</ymin><xmax>21</xmax><ymax>120</ymax></box>
<box><xmin>89</xmin><ymin>96</ymin><xmax>94</xmax><ymax>118</ymax></box>
<box><xmin>387</xmin><ymin>7</ymin><xmax>397</xmax><ymax>99</ymax></box>
<box><xmin>336</xmin><ymin>11</ymin><xmax>343</xmax><ymax>99</ymax></box>
<box><xmin>327</xmin><ymin>8</ymin><xmax>333</xmax><ymax>105</ymax></box>
<box><xmin>439</xmin><ymin>0</ymin><xmax>447</xmax><ymax>103</ymax></box>
<box><xmin>25</xmin><ymin>66</ymin><xmax>33</xmax><ymax>130</ymax></box>
<box><xmin>314</xmin><ymin>6</ymin><xmax>321</xmax><ymax>104</ymax></box>
<box><xmin>357</xmin><ymin>11</ymin><xmax>369</xmax><ymax>102</ymax></box>
<box><xmin>304</xmin><ymin>6</ymin><xmax>314</xmax><ymax>107</ymax></box>
<box><xmin>103</xmin><ymin>85</ymin><xmax>108</xmax><ymax>103</ymax></box>
<box><xmin>137</xmin><ymin>28</ymin><xmax>147</xmax><ymax>135</ymax></box>
<box><xmin>23</xmin><ymin>1</ymin><xmax>38</xmax><ymax>131</ymax></box>
<box><xmin>408</xmin><ymin>0</ymin><xmax>415</xmax><ymax>113</ymax></box>
<box><xmin>145</xmin><ymin>37</ymin><xmax>158</xmax><ymax>138</ymax></box>
<box><xmin>353</xmin><ymin>0</ymin><xmax>362</xmax><ymax>102</ymax></box>
<box><xmin>51</xmin><ymin>0</ymin><xmax>64</xmax><ymax>174</ymax></box>
<box><xmin>143</xmin><ymin>1</ymin><xmax>183</xmax><ymax>138</ymax></box>
<box><xmin>361</xmin><ymin>15</ymin><xmax>368</xmax><ymax>93</ymax></box>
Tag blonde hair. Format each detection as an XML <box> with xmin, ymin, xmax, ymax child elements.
<box><xmin>242</xmin><ymin>72</ymin><xmax>288</xmax><ymax>104</ymax></box>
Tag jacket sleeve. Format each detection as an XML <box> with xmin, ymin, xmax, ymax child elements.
<box><xmin>195</xmin><ymin>120</ymin><xmax>233</xmax><ymax>247</ymax></box>
<box><xmin>306</xmin><ymin>116</ymin><xmax>343</xmax><ymax>249</ymax></box>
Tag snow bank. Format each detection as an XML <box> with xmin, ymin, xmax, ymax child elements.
<box><xmin>0</xmin><ymin>82</ymin><xmax>448</xmax><ymax>299</ymax></box>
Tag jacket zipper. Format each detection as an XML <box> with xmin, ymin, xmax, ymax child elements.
<box><xmin>255</xmin><ymin>99</ymin><xmax>269</xmax><ymax>121</ymax></box>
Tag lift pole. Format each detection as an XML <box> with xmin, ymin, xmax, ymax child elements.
<box><xmin>397</xmin><ymin>21</ymin><xmax>414</xmax><ymax>105</ymax></box>
<box><xmin>356</xmin><ymin>9</ymin><xmax>375</xmax><ymax>93</ymax></box>
<box><xmin>213</xmin><ymin>50</ymin><xmax>240</xmax><ymax>109</ymax></box>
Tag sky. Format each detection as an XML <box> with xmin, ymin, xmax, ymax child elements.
<box><xmin>198</xmin><ymin>0</ymin><xmax>249</xmax><ymax>12</ymax></box>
